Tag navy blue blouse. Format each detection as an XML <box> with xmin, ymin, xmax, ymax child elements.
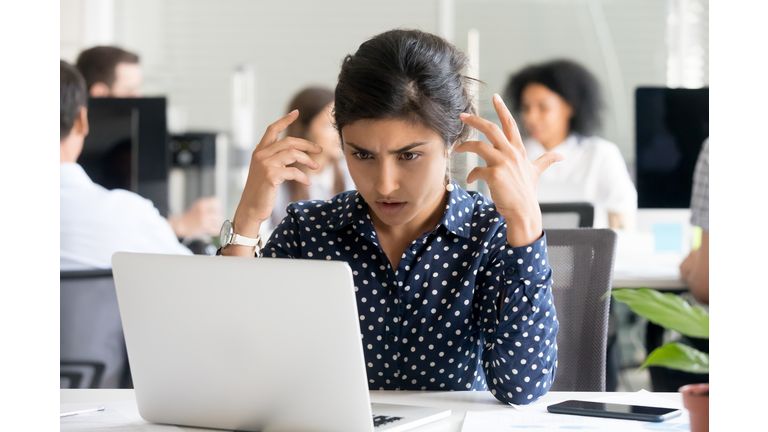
<box><xmin>262</xmin><ymin>183</ymin><xmax>559</xmax><ymax>405</ymax></box>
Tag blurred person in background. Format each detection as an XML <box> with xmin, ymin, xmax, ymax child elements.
<box><xmin>645</xmin><ymin>138</ymin><xmax>710</xmax><ymax>392</ymax></box>
<box><xmin>76</xmin><ymin>46</ymin><xmax>223</xmax><ymax>240</ymax></box>
<box><xmin>680</xmin><ymin>138</ymin><xmax>709</xmax><ymax>304</ymax></box>
<box><xmin>504</xmin><ymin>59</ymin><xmax>637</xmax><ymax>229</ymax></box>
<box><xmin>60</xmin><ymin>60</ymin><xmax>192</xmax><ymax>270</ymax></box>
<box><xmin>269</xmin><ymin>86</ymin><xmax>355</xmax><ymax>229</ymax></box>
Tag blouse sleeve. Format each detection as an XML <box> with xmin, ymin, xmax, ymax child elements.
<box><xmin>475</xmin><ymin>229</ymin><xmax>559</xmax><ymax>405</ymax></box>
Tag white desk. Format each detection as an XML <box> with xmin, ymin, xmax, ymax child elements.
<box><xmin>61</xmin><ymin>389</ymin><xmax>683</xmax><ymax>432</ymax></box>
<box><xmin>611</xmin><ymin>227</ymin><xmax>688</xmax><ymax>290</ymax></box>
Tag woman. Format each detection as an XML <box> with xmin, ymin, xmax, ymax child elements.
<box><xmin>222</xmin><ymin>29</ymin><xmax>562</xmax><ymax>405</ymax></box>
<box><xmin>269</xmin><ymin>86</ymin><xmax>355</xmax><ymax>229</ymax></box>
<box><xmin>504</xmin><ymin>60</ymin><xmax>637</xmax><ymax>229</ymax></box>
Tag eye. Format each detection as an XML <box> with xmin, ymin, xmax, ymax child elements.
<box><xmin>400</xmin><ymin>152</ymin><xmax>420</xmax><ymax>161</ymax></box>
<box><xmin>353</xmin><ymin>152</ymin><xmax>372</xmax><ymax>160</ymax></box>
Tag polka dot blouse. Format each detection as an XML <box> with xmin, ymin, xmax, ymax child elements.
<box><xmin>262</xmin><ymin>183</ymin><xmax>559</xmax><ymax>405</ymax></box>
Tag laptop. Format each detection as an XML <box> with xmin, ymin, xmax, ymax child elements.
<box><xmin>111</xmin><ymin>252</ymin><xmax>451</xmax><ymax>432</ymax></box>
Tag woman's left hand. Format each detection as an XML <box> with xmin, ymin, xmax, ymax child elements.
<box><xmin>455</xmin><ymin>94</ymin><xmax>564</xmax><ymax>247</ymax></box>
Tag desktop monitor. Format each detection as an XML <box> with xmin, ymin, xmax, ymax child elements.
<box><xmin>635</xmin><ymin>87</ymin><xmax>709</xmax><ymax>209</ymax></box>
<box><xmin>79</xmin><ymin>97</ymin><xmax>170</xmax><ymax>217</ymax></box>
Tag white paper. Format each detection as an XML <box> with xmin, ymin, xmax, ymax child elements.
<box><xmin>60</xmin><ymin>401</ymin><xmax>184</xmax><ymax>432</ymax></box>
<box><xmin>463</xmin><ymin>391</ymin><xmax>690</xmax><ymax>431</ymax></box>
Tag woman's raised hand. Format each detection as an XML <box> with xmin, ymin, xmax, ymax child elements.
<box><xmin>455</xmin><ymin>94</ymin><xmax>563</xmax><ymax>248</ymax></box>
<box><xmin>230</xmin><ymin>110</ymin><xmax>323</xmax><ymax>240</ymax></box>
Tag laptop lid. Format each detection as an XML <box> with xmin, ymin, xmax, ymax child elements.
<box><xmin>112</xmin><ymin>252</ymin><xmax>375</xmax><ymax>432</ymax></box>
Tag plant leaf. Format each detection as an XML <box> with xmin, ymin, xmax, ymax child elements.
<box><xmin>640</xmin><ymin>342</ymin><xmax>709</xmax><ymax>374</ymax></box>
<box><xmin>612</xmin><ymin>288</ymin><xmax>709</xmax><ymax>338</ymax></box>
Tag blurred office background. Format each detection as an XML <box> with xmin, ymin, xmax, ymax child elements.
<box><xmin>61</xmin><ymin>0</ymin><xmax>708</xmax><ymax>205</ymax></box>
<box><xmin>60</xmin><ymin>0</ymin><xmax>709</xmax><ymax>391</ymax></box>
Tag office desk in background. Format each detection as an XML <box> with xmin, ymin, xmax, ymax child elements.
<box><xmin>61</xmin><ymin>389</ymin><xmax>685</xmax><ymax>432</ymax></box>
<box><xmin>611</xmin><ymin>209</ymin><xmax>693</xmax><ymax>290</ymax></box>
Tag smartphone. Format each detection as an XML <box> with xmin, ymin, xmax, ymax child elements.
<box><xmin>547</xmin><ymin>400</ymin><xmax>682</xmax><ymax>422</ymax></box>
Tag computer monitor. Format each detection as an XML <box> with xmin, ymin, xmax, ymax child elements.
<box><xmin>79</xmin><ymin>97</ymin><xmax>170</xmax><ymax>217</ymax></box>
<box><xmin>635</xmin><ymin>87</ymin><xmax>709</xmax><ymax>209</ymax></box>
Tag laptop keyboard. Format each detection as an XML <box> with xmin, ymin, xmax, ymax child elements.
<box><xmin>372</xmin><ymin>414</ymin><xmax>403</xmax><ymax>428</ymax></box>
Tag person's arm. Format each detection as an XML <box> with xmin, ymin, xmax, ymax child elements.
<box><xmin>477</xmin><ymin>230</ymin><xmax>559</xmax><ymax>405</ymax></box>
<box><xmin>221</xmin><ymin>110</ymin><xmax>323</xmax><ymax>258</ymax></box>
<box><xmin>167</xmin><ymin>196</ymin><xmax>223</xmax><ymax>239</ymax></box>
<box><xmin>681</xmin><ymin>231</ymin><xmax>709</xmax><ymax>304</ymax></box>
<box><xmin>598</xmin><ymin>140</ymin><xmax>637</xmax><ymax>230</ymax></box>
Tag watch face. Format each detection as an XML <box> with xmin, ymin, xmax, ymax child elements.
<box><xmin>220</xmin><ymin>220</ymin><xmax>232</xmax><ymax>246</ymax></box>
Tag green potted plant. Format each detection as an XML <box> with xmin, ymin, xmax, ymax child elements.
<box><xmin>610</xmin><ymin>288</ymin><xmax>709</xmax><ymax>432</ymax></box>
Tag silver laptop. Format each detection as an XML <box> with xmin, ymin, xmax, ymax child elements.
<box><xmin>111</xmin><ymin>252</ymin><xmax>450</xmax><ymax>432</ymax></box>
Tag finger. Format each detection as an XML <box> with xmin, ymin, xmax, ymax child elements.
<box><xmin>492</xmin><ymin>93</ymin><xmax>525</xmax><ymax>153</ymax></box>
<box><xmin>453</xmin><ymin>140</ymin><xmax>503</xmax><ymax>165</ymax></box>
<box><xmin>258</xmin><ymin>110</ymin><xmax>299</xmax><ymax>149</ymax></box>
<box><xmin>459</xmin><ymin>112</ymin><xmax>510</xmax><ymax>154</ymax></box>
<box><xmin>267</xmin><ymin>148</ymin><xmax>321</xmax><ymax>170</ymax></box>
<box><xmin>465</xmin><ymin>166</ymin><xmax>491</xmax><ymax>185</ymax></box>
<box><xmin>261</xmin><ymin>137</ymin><xmax>323</xmax><ymax>159</ymax></box>
<box><xmin>532</xmin><ymin>152</ymin><xmax>565</xmax><ymax>177</ymax></box>
<box><xmin>273</xmin><ymin>166</ymin><xmax>311</xmax><ymax>187</ymax></box>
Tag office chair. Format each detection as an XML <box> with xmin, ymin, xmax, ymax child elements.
<box><xmin>60</xmin><ymin>269</ymin><xmax>130</xmax><ymax>388</ymax></box>
<box><xmin>540</xmin><ymin>202</ymin><xmax>595</xmax><ymax>228</ymax></box>
<box><xmin>545</xmin><ymin>229</ymin><xmax>617</xmax><ymax>392</ymax></box>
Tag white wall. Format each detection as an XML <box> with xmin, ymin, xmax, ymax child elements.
<box><xmin>116</xmin><ymin>0</ymin><xmax>439</xmax><ymax>146</ymax></box>
<box><xmin>61</xmin><ymin>0</ymin><xmax>709</xmax><ymax>165</ymax></box>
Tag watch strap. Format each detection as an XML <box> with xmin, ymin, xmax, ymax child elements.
<box><xmin>231</xmin><ymin>233</ymin><xmax>262</xmax><ymax>248</ymax></box>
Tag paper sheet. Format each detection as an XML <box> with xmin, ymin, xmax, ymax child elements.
<box><xmin>462</xmin><ymin>391</ymin><xmax>690</xmax><ymax>431</ymax></box>
<box><xmin>60</xmin><ymin>401</ymin><xmax>183</xmax><ymax>432</ymax></box>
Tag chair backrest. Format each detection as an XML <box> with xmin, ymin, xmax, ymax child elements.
<box><xmin>540</xmin><ymin>202</ymin><xmax>595</xmax><ymax>228</ymax></box>
<box><xmin>545</xmin><ymin>229</ymin><xmax>617</xmax><ymax>392</ymax></box>
<box><xmin>60</xmin><ymin>269</ymin><xmax>129</xmax><ymax>388</ymax></box>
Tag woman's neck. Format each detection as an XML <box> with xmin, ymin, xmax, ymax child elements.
<box><xmin>539</xmin><ymin>132</ymin><xmax>570</xmax><ymax>152</ymax></box>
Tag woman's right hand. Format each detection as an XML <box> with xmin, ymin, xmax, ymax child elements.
<box><xmin>225</xmin><ymin>110</ymin><xmax>323</xmax><ymax>252</ymax></box>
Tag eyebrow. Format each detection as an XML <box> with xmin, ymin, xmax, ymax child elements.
<box><xmin>345</xmin><ymin>141</ymin><xmax>429</xmax><ymax>155</ymax></box>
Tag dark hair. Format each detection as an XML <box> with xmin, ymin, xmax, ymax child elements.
<box><xmin>334</xmin><ymin>29</ymin><xmax>475</xmax><ymax>147</ymax></box>
<box><xmin>284</xmin><ymin>86</ymin><xmax>343</xmax><ymax>202</ymax></box>
<box><xmin>504</xmin><ymin>59</ymin><xmax>603</xmax><ymax>136</ymax></box>
<box><xmin>285</xmin><ymin>86</ymin><xmax>335</xmax><ymax>140</ymax></box>
<box><xmin>60</xmin><ymin>60</ymin><xmax>88</xmax><ymax>140</ymax></box>
<box><xmin>75</xmin><ymin>46</ymin><xmax>140</xmax><ymax>91</ymax></box>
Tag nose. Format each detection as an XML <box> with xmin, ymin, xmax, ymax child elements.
<box><xmin>375</xmin><ymin>160</ymin><xmax>399</xmax><ymax>196</ymax></box>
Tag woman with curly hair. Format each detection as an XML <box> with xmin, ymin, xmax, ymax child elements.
<box><xmin>504</xmin><ymin>60</ymin><xmax>637</xmax><ymax>229</ymax></box>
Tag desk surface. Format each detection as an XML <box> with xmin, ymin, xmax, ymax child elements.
<box><xmin>61</xmin><ymin>389</ymin><xmax>683</xmax><ymax>432</ymax></box>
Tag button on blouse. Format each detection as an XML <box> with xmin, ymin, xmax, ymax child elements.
<box><xmin>262</xmin><ymin>183</ymin><xmax>559</xmax><ymax>405</ymax></box>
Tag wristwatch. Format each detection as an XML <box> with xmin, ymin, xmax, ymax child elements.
<box><xmin>219</xmin><ymin>220</ymin><xmax>262</xmax><ymax>252</ymax></box>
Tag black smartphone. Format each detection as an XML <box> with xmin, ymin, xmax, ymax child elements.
<box><xmin>547</xmin><ymin>400</ymin><xmax>682</xmax><ymax>422</ymax></box>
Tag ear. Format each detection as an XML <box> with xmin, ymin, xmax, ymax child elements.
<box><xmin>90</xmin><ymin>82</ymin><xmax>110</xmax><ymax>97</ymax></box>
<box><xmin>74</xmin><ymin>107</ymin><xmax>89</xmax><ymax>136</ymax></box>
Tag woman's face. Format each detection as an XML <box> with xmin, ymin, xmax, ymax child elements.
<box><xmin>306</xmin><ymin>102</ymin><xmax>342</xmax><ymax>167</ymax></box>
<box><xmin>341</xmin><ymin>118</ymin><xmax>448</xmax><ymax>229</ymax></box>
<box><xmin>520</xmin><ymin>83</ymin><xmax>573</xmax><ymax>147</ymax></box>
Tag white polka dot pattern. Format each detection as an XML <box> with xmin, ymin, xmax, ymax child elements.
<box><xmin>262</xmin><ymin>186</ymin><xmax>559</xmax><ymax>405</ymax></box>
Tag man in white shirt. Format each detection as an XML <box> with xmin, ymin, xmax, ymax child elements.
<box><xmin>60</xmin><ymin>60</ymin><xmax>192</xmax><ymax>271</ymax></box>
<box><xmin>75</xmin><ymin>46</ymin><xmax>222</xmax><ymax>239</ymax></box>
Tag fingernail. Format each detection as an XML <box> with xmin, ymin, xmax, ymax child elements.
<box><xmin>493</xmin><ymin>93</ymin><xmax>502</xmax><ymax>102</ymax></box>
<box><xmin>460</xmin><ymin>113</ymin><xmax>470</xmax><ymax>119</ymax></box>
<box><xmin>288</xmin><ymin>109</ymin><xmax>298</xmax><ymax>116</ymax></box>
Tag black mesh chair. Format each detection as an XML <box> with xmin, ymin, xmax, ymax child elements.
<box><xmin>540</xmin><ymin>202</ymin><xmax>595</xmax><ymax>228</ymax></box>
<box><xmin>545</xmin><ymin>229</ymin><xmax>617</xmax><ymax>392</ymax></box>
<box><xmin>60</xmin><ymin>269</ymin><xmax>130</xmax><ymax>388</ymax></box>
